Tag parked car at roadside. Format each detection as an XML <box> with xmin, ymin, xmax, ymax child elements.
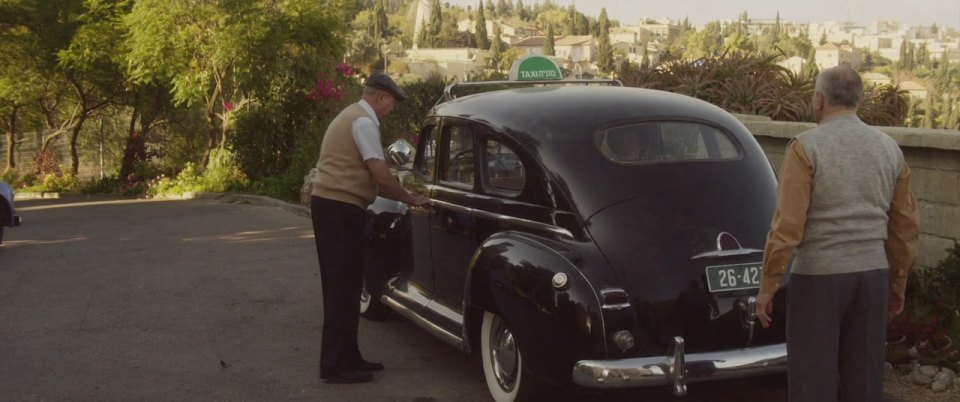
<box><xmin>0</xmin><ymin>181</ymin><xmax>22</xmax><ymax>245</ymax></box>
<box><xmin>361</xmin><ymin>81</ymin><xmax>788</xmax><ymax>401</ymax></box>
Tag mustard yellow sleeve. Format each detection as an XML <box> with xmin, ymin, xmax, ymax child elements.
<box><xmin>759</xmin><ymin>140</ymin><xmax>813</xmax><ymax>297</ymax></box>
<box><xmin>886</xmin><ymin>162</ymin><xmax>920</xmax><ymax>300</ymax></box>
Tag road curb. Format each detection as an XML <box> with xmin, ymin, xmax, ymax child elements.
<box><xmin>14</xmin><ymin>191</ymin><xmax>311</xmax><ymax>219</ymax></box>
<box><xmin>194</xmin><ymin>192</ymin><xmax>311</xmax><ymax>219</ymax></box>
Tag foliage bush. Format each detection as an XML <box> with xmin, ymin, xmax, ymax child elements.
<box><xmin>231</xmin><ymin>63</ymin><xmax>360</xmax><ymax>191</ymax></box>
<box><xmin>380</xmin><ymin>73</ymin><xmax>449</xmax><ymax>144</ymax></box>
<box><xmin>12</xmin><ymin>166</ymin><xmax>82</xmax><ymax>193</ymax></box>
<box><xmin>620</xmin><ymin>51</ymin><xmax>909</xmax><ymax>126</ymax></box>
<box><xmin>889</xmin><ymin>240</ymin><xmax>960</xmax><ymax>369</ymax></box>
<box><xmin>147</xmin><ymin>149</ymin><xmax>249</xmax><ymax>197</ymax></box>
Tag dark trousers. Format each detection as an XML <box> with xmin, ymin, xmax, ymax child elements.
<box><xmin>786</xmin><ymin>269</ymin><xmax>889</xmax><ymax>402</ymax></box>
<box><xmin>311</xmin><ymin>196</ymin><xmax>371</xmax><ymax>376</ymax></box>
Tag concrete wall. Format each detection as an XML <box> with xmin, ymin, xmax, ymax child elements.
<box><xmin>741</xmin><ymin>116</ymin><xmax>960</xmax><ymax>268</ymax></box>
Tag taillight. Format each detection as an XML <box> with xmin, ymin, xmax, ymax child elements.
<box><xmin>601</xmin><ymin>288</ymin><xmax>630</xmax><ymax>310</ymax></box>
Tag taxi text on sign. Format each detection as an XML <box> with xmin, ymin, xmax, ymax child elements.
<box><xmin>509</xmin><ymin>55</ymin><xmax>563</xmax><ymax>81</ymax></box>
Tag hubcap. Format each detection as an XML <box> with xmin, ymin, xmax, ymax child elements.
<box><xmin>489</xmin><ymin>317</ymin><xmax>519</xmax><ymax>391</ymax></box>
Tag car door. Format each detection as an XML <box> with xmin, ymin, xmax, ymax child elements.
<box><xmin>427</xmin><ymin>119</ymin><xmax>480</xmax><ymax>333</ymax></box>
<box><xmin>392</xmin><ymin>120</ymin><xmax>439</xmax><ymax>312</ymax></box>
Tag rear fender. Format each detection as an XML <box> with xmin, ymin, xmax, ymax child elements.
<box><xmin>465</xmin><ymin>232</ymin><xmax>605</xmax><ymax>387</ymax></box>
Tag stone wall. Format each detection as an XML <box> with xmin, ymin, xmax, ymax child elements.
<box><xmin>741</xmin><ymin>116</ymin><xmax>960</xmax><ymax>268</ymax></box>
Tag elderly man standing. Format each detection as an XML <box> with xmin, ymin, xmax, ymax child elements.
<box><xmin>755</xmin><ymin>65</ymin><xmax>919</xmax><ymax>401</ymax></box>
<box><xmin>311</xmin><ymin>72</ymin><xmax>429</xmax><ymax>384</ymax></box>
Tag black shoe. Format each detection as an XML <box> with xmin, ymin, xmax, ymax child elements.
<box><xmin>356</xmin><ymin>359</ymin><xmax>384</xmax><ymax>372</ymax></box>
<box><xmin>321</xmin><ymin>370</ymin><xmax>373</xmax><ymax>384</ymax></box>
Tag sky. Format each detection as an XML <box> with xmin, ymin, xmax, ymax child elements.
<box><xmin>445</xmin><ymin>0</ymin><xmax>960</xmax><ymax>29</ymax></box>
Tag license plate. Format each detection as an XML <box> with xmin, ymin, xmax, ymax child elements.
<box><xmin>705</xmin><ymin>263</ymin><xmax>763</xmax><ymax>292</ymax></box>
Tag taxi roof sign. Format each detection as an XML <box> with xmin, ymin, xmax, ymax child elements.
<box><xmin>509</xmin><ymin>55</ymin><xmax>562</xmax><ymax>81</ymax></box>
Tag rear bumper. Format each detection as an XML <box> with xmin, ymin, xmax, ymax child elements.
<box><xmin>572</xmin><ymin>337</ymin><xmax>787</xmax><ymax>396</ymax></box>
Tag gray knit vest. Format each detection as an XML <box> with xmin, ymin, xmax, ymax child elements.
<box><xmin>792</xmin><ymin>114</ymin><xmax>904</xmax><ymax>275</ymax></box>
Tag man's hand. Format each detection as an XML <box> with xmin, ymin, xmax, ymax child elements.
<box><xmin>409</xmin><ymin>193</ymin><xmax>430</xmax><ymax>207</ymax></box>
<box><xmin>888</xmin><ymin>292</ymin><xmax>905</xmax><ymax>323</ymax></box>
<box><xmin>755</xmin><ymin>292</ymin><xmax>774</xmax><ymax>329</ymax></box>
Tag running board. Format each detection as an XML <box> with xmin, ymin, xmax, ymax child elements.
<box><xmin>381</xmin><ymin>295</ymin><xmax>465</xmax><ymax>349</ymax></box>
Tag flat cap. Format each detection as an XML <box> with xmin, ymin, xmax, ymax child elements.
<box><xmin>365</xmin><ymin>72</ymin><xmax>406</xmax><ymax>101</ymax></box>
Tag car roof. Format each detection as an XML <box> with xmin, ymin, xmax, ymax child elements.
<box><xmin>433</xmin><ymin>85</ymin><xmax>746</xmax><ymax>145</ymax></box>
<box><xmin>430</xmin><ymin>85</ymin><xmax>772</xmax><ymax>219</ymax></box>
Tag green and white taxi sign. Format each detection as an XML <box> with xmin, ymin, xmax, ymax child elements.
<box><xmin>508</xmin><ymin>55</ymin><xmax>562</xmax><ymax>81</ymax></box>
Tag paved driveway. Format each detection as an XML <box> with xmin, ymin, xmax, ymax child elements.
<box><xmin>0</xmin><ymin>196</ymin><xmax>790</xmax><ymax>401</ymax></box>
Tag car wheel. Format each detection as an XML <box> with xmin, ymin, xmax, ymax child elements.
<box><xmin>0</xmin><ymin>225</ymin><xmax>4</xmax><ymax>245</ymax></box>
<box><xmin>481</xmin><ymin>311</ymin><xmax>546</xmax><ymax>402</ymax></box>
<box><xmin>359</xmin><ymin>278</ymin><xmax>391</xmax><ymax>321</ymax></box>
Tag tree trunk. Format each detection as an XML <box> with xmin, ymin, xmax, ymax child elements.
<box><xmin>4</xmin><ymin>105</ymin><xmax>18</xmax><ymax>171</ymax></box>
<box><xmin>202</xmin><ymin>111</ymin><xmax>218</xmax><ymax>169</ymax></box>
<box><xmin>68</xmin><ymin>113</ymin><xmax>87</xmax><ymax>175</ymax></box>
<box><xmin>120</xmin><ymin>106</ymin><xmax>141</xmax><ymax>180</ymax></box>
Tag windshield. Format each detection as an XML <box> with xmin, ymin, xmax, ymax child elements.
<box><xmin>595</xmin><ymin>121</ymin><xmax>741</xmax><ymax>164</ymax></box>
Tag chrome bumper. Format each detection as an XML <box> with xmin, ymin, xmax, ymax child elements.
<box><xmin>572</xmin><ymin>337</ymin><xmax>787</xmax><ymax>396</ymax></box>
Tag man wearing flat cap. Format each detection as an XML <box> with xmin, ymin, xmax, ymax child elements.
<box><xmin>310</xmin><ymin>72</ymin><xmax>428</xmax><ymax>384</ymax></box>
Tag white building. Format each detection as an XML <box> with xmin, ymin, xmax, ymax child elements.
<box><xmin>815</xmin><ymin>42</ymin><xmax>862</xmax><ymax>69</ymax></box>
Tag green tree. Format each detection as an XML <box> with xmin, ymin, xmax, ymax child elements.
<box><xmin>916</xmin><ymin>43</ymin><xmax>930</xmax><ymax>68</ymax></box>
<box><xmin>428</xmin><ymin>0</ymin><xmax>443</xmax><ymax>44</ymax></box>
<box><xmin>516</xmin><ymin>0</ymin><xmax>528</xmax><ymax>21</ymax></box>
<box><xmin>438</xmin><ymin>9</ymin><xmax>463</xmax><ymax>47</ymax></box>
<box><xmin>475</xmin><ymin>1</ymin><xmax>490</xmax><ymax>49</ymax></box>
<box><xmin>41</xmin><ymin>0</ymin><xmax>130</xmax><ymax>175</ymax></box>
<box><xmin>921</xmin><ymin>93</ymin><xmax>935</xmax><ymax>128</ymax></box>
<box><xmin>898</xmin><ymin>40</ymin><xmax>908</xmax><ymax>70</ymax></box>
<box><xmin>125</xmin><ymin>0</ymin><xmax>346</xmax><ymax>168</ymax></box>
<box><xmin>373</xmin><ymin>0</ymin><xmax>388</xmax><ymax>43</ymax></box>
<box><xmin>803</xmin><ymin>47</ymin><xmax>819</xmax><ymax>77</ymax></box>
<box><xmin>596</xmin><ymin>8</ymin><xmax>613</xmax><ymax>73</ymax></box>
<box><xmin>773</xmin><ymin>12</ymin><xmax>781</xmax><ymax>42</ymax></box>
<box><xmin>819</xmin><ymin>31</ymin><xmax>828</xmax><ymax>45</ymax></box>
<box><xmin>496</xmin><ymin>0</ymin><xmax>510</xmax><ymax>16</ymax></box>
<box><xmin>0</xmin><ymin>7</ymin><xmax>47</xmax><ymax>171</ymax></box>
<box><xmin>543</xmin><ymin>24</ymin><xmax>555</xmax><ymax>56</ymax></box>
<box><xmin>640</xmin><ymin>42</ymin><xmax>650</xmax><ymax>69</ymax></box>
<box><xmin>681</xmin><ymin>21</ymin><xmax>723</xmax><ymax>59</ymax></box>
<box><xmin>489</xmin><ymin>23</ymin><xmax>503</xmax><ymax>71</ymax></box>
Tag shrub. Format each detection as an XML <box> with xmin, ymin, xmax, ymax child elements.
<box><xmin>889</xmin><ymin>240</ymin><xmax>960</xmax><ymax>369</ymax></box>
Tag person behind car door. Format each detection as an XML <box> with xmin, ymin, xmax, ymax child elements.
<box><xmin>755</xmin><ymin>65</ymin><xmax>919</xmax><ymax>402</ymax></box>
<box><xmin>310</xmin><ymin>72</ymin><xmax>429</xmax><ymax>384</ymax></box>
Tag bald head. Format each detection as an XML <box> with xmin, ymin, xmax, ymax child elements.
<box><xmin>815</xmin><ymin>66</ymin><xmax>863</xmax><ymax>109</ymax></box>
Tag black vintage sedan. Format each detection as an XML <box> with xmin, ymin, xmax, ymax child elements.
<box><xmin>0</xmin><ymin>181</ymin><xmax>21</xmax><ymax>245</ymax></box>
<box><xmin>362</xmin><ymin>82</ymin><xmax>788</xmax><ymax>401</ymax></box>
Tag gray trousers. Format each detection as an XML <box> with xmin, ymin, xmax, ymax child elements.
<box><xmin>787</xmin><ymin>269</ymin><xmax>889</xmax><ymax>402</ymax></box>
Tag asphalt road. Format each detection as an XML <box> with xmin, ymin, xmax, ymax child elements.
<box><xmin>0</xmin><ymin>196</ymin><xmax>789</xmax><ymax>401</ymax></box>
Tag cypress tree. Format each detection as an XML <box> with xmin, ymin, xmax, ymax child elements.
<box><xmin>475</xmin><ymin>1</ymin><xmax>490</xmax><ymax>49</ymax></box>
<box><xmin>373</xmin><ymin>0</ymin><xmax>388</xmax><ymax>42</ymax></box>
<box><xmin>429</xmin><ymin>0</ymin><xmax>443</xmax><ymax>43</ymax></box>
<box><xmin>596</xmin><ymin>8</ymin><xmax>613</xmax><ymax>73</ymax></box>
<box><xmin>544</xmin><ymin>24</ymin><xmax>556</xmax><ymax>56</ymax></box>
<box><xmin>489</xmin><ymin>23</ymin><xmax>503</xmax><ymax>71</ymax></box>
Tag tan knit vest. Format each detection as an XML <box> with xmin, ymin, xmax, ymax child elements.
<box><xmin>311</xmin><ymin>103</ymin><xmax>379</xmax><ymax>209</ymax></box>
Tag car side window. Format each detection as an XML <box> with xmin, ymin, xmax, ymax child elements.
<box><xmin>482</xmin><ymin>139</ymin><xmax>525</xmax><ymax>198</ymax></box>
<box><xmin>596</xmin><ymin>122</ymin><xmax>741</xmax><ymax>164</ymax></box>
<box><xmin>414</xmin><ymin>125</ymin><xmax>438</xmax><ymax>181</ymax></box>
<box><xmin>440</xmin><ymin>125</ymin><xmax>474</xmax><ymax>188</ymax></box>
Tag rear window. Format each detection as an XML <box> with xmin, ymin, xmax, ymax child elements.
<box><xmin>596</xmin><ymin>122</ymin><xmax>740</xmax><ymax>164</ymax></box>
